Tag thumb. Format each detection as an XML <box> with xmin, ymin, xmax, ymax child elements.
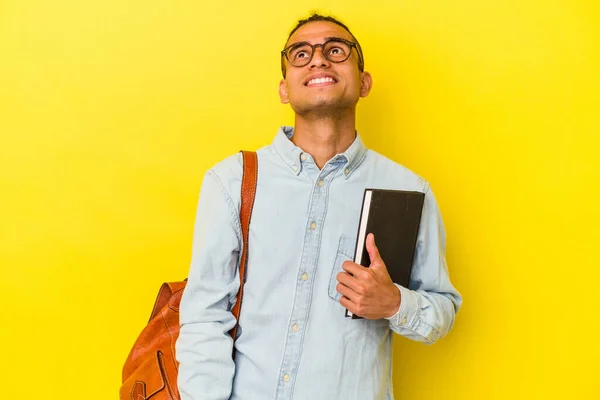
<box><xmin>366</xmin><ymin>233</ymin><xmax>384</xmax><ymax>268</ymax></box>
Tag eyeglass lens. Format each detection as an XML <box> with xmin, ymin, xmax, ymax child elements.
<box><xmin>286</xmin><ymin>40</ymin><xmax>352</xmax><ymax>67</ymax></box>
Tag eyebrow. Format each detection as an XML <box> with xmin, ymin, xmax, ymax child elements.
<box><xmin>285</xmin><ymin>36</ymin><xmax>350</xmax><ymax>51</ymax></box>
<box><xmin>323</xmin><ymin>36</ymin><xmax>346</xmax><ymax>42</ymax></box>
<box><xmin>286</xmin><ymin>41</ymin><xmax>308</xmax><ymax>52</ymax></box>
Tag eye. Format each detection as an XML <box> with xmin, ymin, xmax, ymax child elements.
<box><xmin>288</xmin><ymin>44</ymin><xmax>312</xmax><ymax>63</ymax></box>
<box><xmin>295</xmin><ymin>51</ymin><xmax>310</xmax><ymax>59</ymax></box>
<box><xmin>324</xmin><ymin>41</ymin><xmax>351</xmax><ymax>59</ymax></box>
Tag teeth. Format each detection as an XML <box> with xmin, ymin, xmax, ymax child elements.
<box><xmin>308</xmin><ymin>77</ymin><xmax>335</xmax><ymax>85</ymax></box>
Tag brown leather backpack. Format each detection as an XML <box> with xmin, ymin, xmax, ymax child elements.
<box><xmin>120</xmin><ymin>150</ymin><xmax>258</xmax><ymax>400</ymax></box>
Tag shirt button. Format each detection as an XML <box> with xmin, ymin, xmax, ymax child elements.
<box><xmin>310</xmin><ymin>221</ymin><xmax>317</xmax><ymax>230</ymax></box>
<box><xmin>292</xmin><ymin>323</ymin><xmax>300</xmax><ymax>332</ymax></box>
<box><xmin>300</xmin><ymin>153</ymin><xmax>307</xmax><ymax>161</ymax></box>
<box><xmin>400</xmin><ymin>317</ymin><xmax>407</xmax><ymax>325</ymax></box>
<box><xmin>301</xmin><ymin>272</ymin><xmax>309</xmax><ymax>281</ymax></box>
<box><xmin>317</xmin><ymin>179</ymin><xmax>324</xmax><ymax>187</ymax></box>
<box><xmin>344</xmin><ymin>168</ymin><xmax>350</xmax><ymax>176</ymax></box>
<box><xmin>292</xmin><ymin>165</ymin><xmax>298</xmax><ymax>172</ymax></box>
<box><xmin>283</xmin><ymin>373</ymin><xmax>290</xmax><ymax>382</ymax></box>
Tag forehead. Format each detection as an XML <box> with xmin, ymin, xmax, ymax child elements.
<box><xmin>286</xmin><ymin>21</ymin><xmax>354</xmax><ymax>46</ymax></box>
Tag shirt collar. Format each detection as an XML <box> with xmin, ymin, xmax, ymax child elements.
<box><xmin>272</xmin><ymin>126</ymin><xmax>368</xmax><ymax>178</ymax></box>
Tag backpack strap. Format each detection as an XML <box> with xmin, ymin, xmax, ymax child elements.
<box><xmin>229</xmin><ymin>150</ymin><xmax>258</xmax><ymax>342</ymax></box>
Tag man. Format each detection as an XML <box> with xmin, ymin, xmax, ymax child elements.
<box><xmin>176</xmin><ymin>13</ymin><xmax>462</xmax><ymax>400</ymax></box>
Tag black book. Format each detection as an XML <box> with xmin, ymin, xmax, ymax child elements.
<box><xmin>345</xmin><ymin>189</ymin><xmax>426</xmax><ymax>319</ymax></box>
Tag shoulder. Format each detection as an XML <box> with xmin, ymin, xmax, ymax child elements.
<box><xmin>364</xmin><ymin>149</ymin><xmax>431</xmax><ymax>193</ymax></box>
<box><xmin>205</xmin><ymin>145</ymin><xmax>273</xmax><ymax>202</ymax></box>
<box><xmin>203</xmin><ymin>152</ymin><xmax>244</xmax><ymax>203</ymax></box>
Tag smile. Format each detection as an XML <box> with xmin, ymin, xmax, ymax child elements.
<box><xmin>305</xmin><ymin>77</ymin><xmax>337</xmax><ymax>86</ymax></box>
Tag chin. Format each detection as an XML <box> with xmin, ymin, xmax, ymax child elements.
<box><xmin>291</xmin><ymin>97</ymin><xmax>357</xmax><ymax>116</ymax></box>
<box><xmin>291</xmin><ymin>96</ymin><xmax>336</xmax><ymax>111</ymax></box>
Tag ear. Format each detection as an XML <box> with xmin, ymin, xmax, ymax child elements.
<box><xmin>279</xmin><ymin>79</ymin><xmax>289</xmax><ymax>104</ymax></box>
<box><xmin>359</xmin><ymin>71</ymin><xmax>373</xmax><ymax>98</ymax></box>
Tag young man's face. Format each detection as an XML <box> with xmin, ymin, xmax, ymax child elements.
<box><xmin>279</xmin><ymin>21</ymin><xmax>372</xmax><ymax>115</ymax></box>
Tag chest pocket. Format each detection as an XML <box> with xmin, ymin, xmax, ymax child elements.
<box><xmin>328</xmin><ymin>234</ymin><xmax>356</xmax><ymax>301</ymax></box>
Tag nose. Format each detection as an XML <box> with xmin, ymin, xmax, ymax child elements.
<box><xmin>310</xmin><ymin>45</ymin><xmax>330</xmax><ymax>69</ymax></box>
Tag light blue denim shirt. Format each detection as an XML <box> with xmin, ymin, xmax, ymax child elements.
<box><xmin>176</xmin><ymin>126</ymin><xmax>462</xmax><ymax>400</ymax></box>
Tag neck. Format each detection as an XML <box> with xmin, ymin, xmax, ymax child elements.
<box><xmin>291</xmin><ymin>108</ymin><xmax>357</xmax><ymax>169</ymax></box>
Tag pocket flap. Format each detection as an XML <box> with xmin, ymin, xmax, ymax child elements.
<box><xmin>120</xmin><ymin>351</ymin><xmax>167</xmax><ymax>399</ymax></box>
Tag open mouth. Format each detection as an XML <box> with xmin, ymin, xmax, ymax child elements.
<box><xmin>305</xmin><ymin>76</ymin><xmax>337</xmax><ymax>86</ymax></box>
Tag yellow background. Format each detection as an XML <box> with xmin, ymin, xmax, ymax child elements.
<box><xmin>1</xmin><ymin>0</ymin><xmax>599</xmax><ymax>398</ymax></box>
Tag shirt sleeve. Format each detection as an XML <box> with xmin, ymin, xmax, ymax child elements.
<box><xmin>385</xmin><ymin>184</ymin><xmax>462</xmax><ymax>344</ymax></box>
<box><xmin>176</xmin><ymin>169</ymin><xmax>242</xmax><ymax>400</ymax></box>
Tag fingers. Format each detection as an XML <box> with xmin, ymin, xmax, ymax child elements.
<box><xmin>341</xmin><ymin>260</ymin><xmax>368</xmax><ymax>279</ymax></box>
<box><xmin>337</xmin><ymin>263</ymin><xmax>368</xmax><ymax>299</ymax></box>
<box><xmin>366</xmin><ymin>233</ymin><xmax>383</xmax><ymax>267</ymax></box>
<box><xmin>337</xmin><ymin>269</ymin><xmax>361</xmax><ymax>293</ymax></box>
<box><xmin>336</xmin><ymin>281</ymin><xmax>358</xmax><ymax>302</ymax></box>
<box><xmin>340</xmin><ymin>295</ymin><xmax>358</xmax><ymax>314</ymax></box>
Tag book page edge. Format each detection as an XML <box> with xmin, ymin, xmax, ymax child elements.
<box><xmin>347</xmin><ymin>189</ymin><xmax>372</xmax><ymax>318</ymax></box>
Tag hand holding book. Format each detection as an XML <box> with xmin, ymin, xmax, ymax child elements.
<box><xmin>336</xmin><ymin>233</ymin><xmax>402</xmax><ymax>319</ymax></box>
<box><xmin>340</xmin><ymin>188</ymin><xmax>425</xmax><ymax>319</ymax></box>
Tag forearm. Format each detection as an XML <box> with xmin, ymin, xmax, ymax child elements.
<box><xmin>175</xmin><ymin>168</ymin><xmax>243</xmax><ymax>399</ymax></box>
<box><xmin>177</xmin><ymin>304</ymin><xmax>237</xmax><ymax>399</ymax></box>
<box><xmin>386</xmin><ymin>185</ymin><xmax>462</xmax><ymax>343</ymax></box>
<box><xmin>387</xmin><ymin>284</ymin><xmax>460</xmax><ymax>344</ymax></box>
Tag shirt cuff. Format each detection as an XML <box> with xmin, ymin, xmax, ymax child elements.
<box><xmin>385</xmin><ymin>284</ymin><xmax>419</xmax><ymax>329</ymax></box>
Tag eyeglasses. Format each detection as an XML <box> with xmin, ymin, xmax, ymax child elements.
<box><xmin>280</xmin><ymin>37</ymin><xmax>364</xmax><ymax>77</ymax></box>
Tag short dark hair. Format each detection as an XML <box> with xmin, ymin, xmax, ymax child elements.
<box><xmin>281</xmin><ymin>13</ymin><xmax>364</xmax><ymax>78</ymax></box>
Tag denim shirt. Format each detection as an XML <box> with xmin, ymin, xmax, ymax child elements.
<box><xmin>176</xmin><ymin>126</ymin><xmax>462</xmax><ymax>400</ymax></box>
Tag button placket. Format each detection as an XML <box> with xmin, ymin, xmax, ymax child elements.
<box><xmin>275</xmin><ymin>164</ymin><xmax>340</xmax><ymax>399</ymax></box>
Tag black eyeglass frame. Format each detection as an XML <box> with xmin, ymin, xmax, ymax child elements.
<box><xmin>280</xmin><ymin>37</ymin><xmax>364</xmax><ymax>78</ymax></box>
